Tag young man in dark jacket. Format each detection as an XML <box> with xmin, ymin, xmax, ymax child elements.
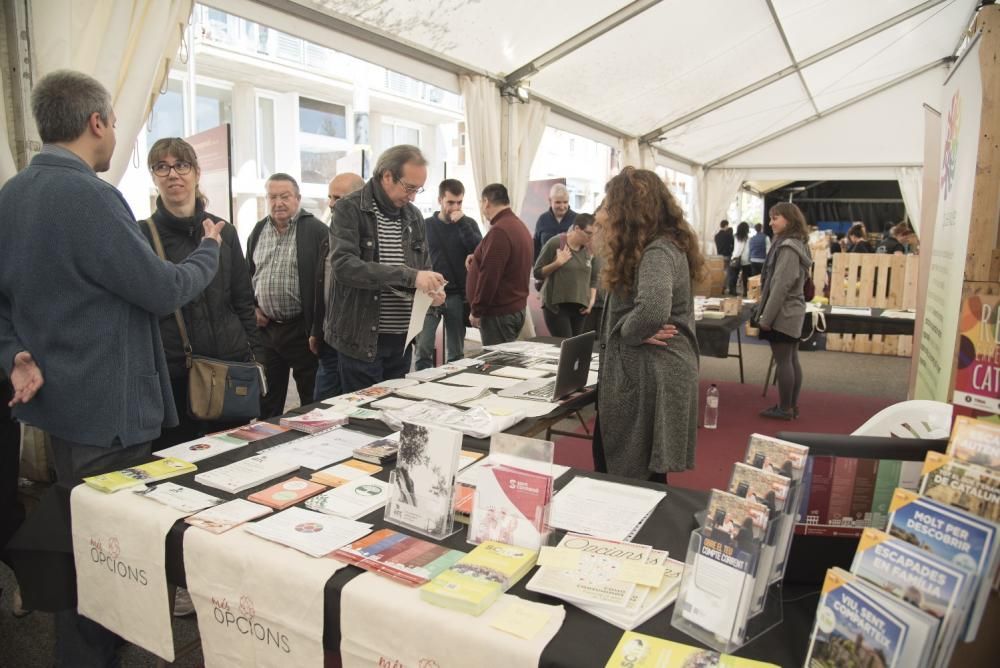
<box><xmin>247</xmin><ymin>173</ymin><xmax>329</xmax><ymax>417</ymax></box>
<box><xmin>714</xmin><ymin>220</ymin><xmax>734</xmax><ymax>260</ymax></box>
<box><xmin>327</xmin><ymin>145</ymin><xmax>445</xmax><ymax>392</ymax></box>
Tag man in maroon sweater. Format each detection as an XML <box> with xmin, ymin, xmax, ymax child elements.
<box><xmin>466</xmin><ymin>183</ymin><xmax>533</xmax><ymax>345</ymax></box>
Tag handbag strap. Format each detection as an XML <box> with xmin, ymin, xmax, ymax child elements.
<box><xmin>144</xmin><ymin>218</ymin><xmax>195</xmax><ymax>367</ymax></box>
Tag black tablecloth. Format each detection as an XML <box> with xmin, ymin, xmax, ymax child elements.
<box><xmin>820</xmin><ymin>308</ymin><xmax>915</xmax><ymax>336</ymax></box>
<box><xmin>696</xmin><ymin>307</ymin><xmax>751</xmax><ymax>358</ymax></box>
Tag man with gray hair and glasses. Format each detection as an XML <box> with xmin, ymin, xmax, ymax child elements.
<box><xmin>0</xmin><ymin>69</ymin><xmax>223</xmax><ymax>665</ymax></box>
<box><xmin>533</xmin><ymin>182</ymin><xmax>577</xmax><ymax>260</ymax></box>
<box><xmin>328</xmin><ymin>144</ymin><xmax>446</xmax><ymax>392</ymax></box>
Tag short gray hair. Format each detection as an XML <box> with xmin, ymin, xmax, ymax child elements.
<box><xmin>374</xmin><ymin>144</ymin><xmax>427</xmax><ymax>181</ymax></box>
<box><xmin>549</xmin><ymin>183</ymin><xmax>569</xmax><ymax>199</ymax></box>
<box><xmin>266</xmin><ymin>172</ymin><xmax>300</xmax><ymax>196</ymax></box>
<box><xmin>31</xmin><ymin>70</ymin><xmax>113</xmax><ymax>143</ymax></box>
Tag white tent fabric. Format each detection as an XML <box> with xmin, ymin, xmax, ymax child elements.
<box><xmin>896</xmin><ymin>166</ymin><xmax>923</xmax><ymax>231</ymax></box>
<box><xmin>30</xmin><ymin>0</ymin><xmax>193</xmax><ymax>184</ymax></box>
<box><xmin>696</xmin><ymin>168</ymin><xmax>748</xmax><ymax>245</ymax></box>
<box><xmin>458</xmin><ymin>74</ymin><xmax>503</xmax><ymax>203</ymax></box>
<box><xmin>0</xmin><ymin>83</ymin><xmax>18</xmax><ymax>185</ymax></box>
<box><xmin>509</xmin><ymin>99</ymin><xmax>550</xmax><ymax>215</ymax></box>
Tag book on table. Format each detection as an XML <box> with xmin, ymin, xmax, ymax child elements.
<box><xmin>331</xmin><ymin>528</ymin><xmax>465</xmax><ymax>587</ymax></box>
<box><xmin>83</xmin><ymin>457</ymin><xmax>197</xmax><ymax>493</ymax></box>
<box><xmin>353</xmin><ymin>432</ymin><xmax>400</xmax><ymax>465</ymax></box>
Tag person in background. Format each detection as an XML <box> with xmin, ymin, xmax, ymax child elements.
<box><xmin>327</xmin><ymin>145</ymin><xmax>445</xmax><ymax>392</ymax></box>
<box><xmin>0</xmin><ymin>69</ymin><xmax>222</xmax><ymax>665</ymax></box>
<box><xmin>248</xmin><ymin>173</ymin><xmax>329</xmax><ymax>416</ymax></box>
<box><xmin>844</xmin><ymin>222</ymin><xmax>873</xmax><ymax>253</ymax></box>
<box><xmin>876</xmin><ymin>224</ymin><xmax>903</xmax><ymax>254</ymax></box>
<box><xmin>466</xmin><ymin>183</ymin><xmax>533</xmax><ymax>345</ymax></box>
<box><xmin>594</xmin><ymin>167</ymin><xmax>702</xmax><ymax>483</ymax></box>
<box><xmin>756</xmin><ymin>202</ymin><xmax>812</xmax><ymax>421</ymax></box>
<box><xmin>533</xmin><ymin>183</ymin><xmax>576</xmax><ymax>260</ymax></box>
<box><xmin>415</xmin><ymin>179</ymin><xmax>482</xmax><ymax>369</ymax></box>
<box><xmin>748</xmin><ymin>223</ymin><xmax>770</xmax><ymax>276</ymax></box>
<box><xmin>714</xmin><ymin>219</ymin><xmax>734</xmax><ymax>263</ymax></box>
<box><xmin>313</xmin><ymin>172</ymin><xmax>365</xmax><ymax>400</ymax></box>
<box><xmin>141</xmin><ymin>138</ymin><xmax>263</xmax><ymax>447</ymax></box>
<box><xmin>890</xmin><ymin>221</ymin><xmax>919</xmax><ymax>254</ymax></box>
<box><xmin>727</xmin><ymin>222</ymin><xmax>752</xmax><ymax>296</ymax></box>
<box><xmin>533</xmin><ymin>213</ymin><xmax>597</xmax><ymax>337</ymax></box>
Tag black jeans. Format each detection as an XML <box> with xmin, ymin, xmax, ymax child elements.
<box><xmin>0</xmin><ymin>378</ymin><xmax>23</xmax><ymax>556</ymax></box>
<box><xmin>337</xmin><ymin>333</ymin><xmax>412</xmax><ymax>394</ymax></box>
<box><xmin>479</xmin><ymin>310</ymin><xmax>525</xmax><ymax>346</ymax></box>
<box><xmin>543</xmin><ymin>303</ymin><xmax>586</xmax><ymax>338</ymax></box>
<box><xmin>259</xmin><ymin>317</ymin><xmax>318</xmax><ymax>418</ymax></box>
<box><xmin>727</xmin><ymin>263</ymin><xmax>751</xmax><ymax>296</ymax></box>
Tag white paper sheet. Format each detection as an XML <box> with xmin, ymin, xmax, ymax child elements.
<box><xmin>373</xmin><ymin>378</ymin><xmax>421</xmax><ymax>389</ymax></box>
<box><xmin>550</xmin><ymin>478</ymin><xmax>665</xmax><ymax>541</ymax></box>
<box><xmin>369</xmin><ymin>396</ymin><xmax>418</xmax><ymax>410</ymax></box>
<box><xmin>244</xmin><ymin>507</ymin><xmax>373</xmax><ymax>558</ymax></box>
<box><xmin>489</xmin><ymin>366</ymin><xmax>552</xmax><ymax>380</ymax></box>
<box><xmin>406</xmin><ymin>290</ymin><xmax>434</xmax><ymax>345</ymax></box>
<box><xmin>462</xmin><ymin>393</ymin><xmax>560</xmax><ymax>419</ymax></box>
<box><xmin>438</xmin><ymin>372</ymin><xmax>522</xmax><ymax>389</ymax></box>
<box><xmin>134</xmin><ymin>483</ymin><xmax>223</xmax><ymax>514</ymax></box>
<box><xmin>259</xmin><ymin>429</ymin><xmax>382</xmax><ymax>470</ymax></box>
<box><xmin>830</xmin><ymin>306</ymin><xmax>873</xmax><ymax>316</ymax></box>
<box><xmin>395</xmin><ymin>382</ymin><xmax>489</xmax><ymax>404</ymax></box>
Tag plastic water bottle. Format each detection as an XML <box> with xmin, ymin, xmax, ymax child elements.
<box><xmin>704</xmin><ymin>384</ymin><xmax>719</xmax><ymax>429</ymax></box>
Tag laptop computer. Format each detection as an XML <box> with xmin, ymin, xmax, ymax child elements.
<box><xmin>497</xmin><ymin>331</ymin><xmax>596</xmax><ymax>401</ymax></box>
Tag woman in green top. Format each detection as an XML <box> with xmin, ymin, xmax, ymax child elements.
<box><xmin>532</xmin><ymin>213</ymin><xmax>598</xmax><ymax>337</ymax></box>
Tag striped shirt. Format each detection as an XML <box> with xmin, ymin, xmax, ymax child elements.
<box><xmin>252</xmin><ymin>213</ymin><xmax>301</xmax><ymax>321</ymax></box>
<box><xmin>375</xmin><ymin>206</ymin><xmax>412</xmax><ymax>333</ymax></box>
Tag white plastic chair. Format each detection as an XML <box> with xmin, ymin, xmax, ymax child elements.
<box><xmin>851</xmin><ymin>400</ymin><xmax>953</xmax><ymax>439</ymax></box>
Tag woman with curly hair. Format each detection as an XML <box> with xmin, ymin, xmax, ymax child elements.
<box><xmin>593</xmin><ymin>167</ymin><xmax>704</xmax><ymax>483</ymax></box>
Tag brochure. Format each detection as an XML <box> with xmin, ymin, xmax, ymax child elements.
<box><xmin>920</xmin><ymin>451</ymin><xmax>1000</xmax><ymax>523</ymax></box>
<box><xmin>353</xmin><ymin>433</ymin><xmax>401</xmax><ymax>465</ymax></box>
<box><xmin>605</xmin><ymin>632</ymin><xmax>779</xmax><ymax>668</ymax></box>
<box><xmin>729</xmin><ymin>462</ymin><xmax>793</xmax><ymax>591</ymax></box>
<box><xmin>469</xmin><ymin>463</ymin><xmax>552</xmax><ymax>550</ymax></box>
<box><xmin>578</xmin><ymin>550</ymin><xmax>685</xmax><ymax>631</ymax></box>
<box><xmin>135</xmin><ymin>482</ymin><xmax>222</xmax><ymax>514</ymax></box>
<box><xmin>421</xmin><ymin>541</ymin><xmax>538</xmax><ymax>615</ymax></box>
<box><xmin>185</xmin><ymin>498</ymin><xmax>273</xmax><ymax>534</ymax></box>
<box><xmin>332</xmin><ymin>528</ymin><xmax>465</xmax><ymax>586</ymax></box>
<box><xmin>279</xmin><ymin>408</ymin><xmax>349</xmax><ymax>434</ymax></box>
<box><xmin>243</xmin><ymin>506</ymin><xmax>373</xmax><ymax>558</ymax></box>
<box><xmin>311</xmin><ymin>460</ymin><xmax>383</xmax><ymax>487</ymax></box>
<box><xmin>744</xmin><ymin>433</ymin><xmax>809</xmax><ymax>481</ymax></box>
<box><xmin>381</xmin><ymin>399</ymin><xmax>523</xmax><ymax>439</ymax></box>
<box><xmin>193</xmin><ymin>454</ymin><xmax>299</xmax><ymax>494</ymax></box>
<box><xmin>212</xmin><ymin>421</ymin><xmax>290</xmax><ymax>445</ymax></box>
<box><xmin>947</xmin><ymin>416</ymin><xmax>1000</xmax><ymax>468</ymax></box>
<box><xmin>153</xmin><ymin>434</ymin><xmax>249</xmax><ymax>463</ymax></box>
<box><xmin>83</xmin><ymin>458</ymin><xmax>196</xmax><ymax>493</ymax></box>
<box><xmin>305</xmin><ymin>476</ymin><xmax>391</xmax><ymax>520</ymax></box>
<box><xmin>259</xmin><ymin>427</ymin><xmax>382</xmax><ymax>470</ymax></box>
<box><xmin>247</xmin><ymin>477</ymin><xmax>327</xmax><ymax>510</ymax></box>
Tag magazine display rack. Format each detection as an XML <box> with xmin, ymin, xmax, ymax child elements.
<box><xmin>467</xmin><ymin>433</ymin><xmax>555</xmax><ymax>550</ymax></box>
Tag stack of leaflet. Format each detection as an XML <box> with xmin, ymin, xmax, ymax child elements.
<box><xmin>394</xmin><ymin>382</ymin><xmax>491</xmax><ymax>405</ymax></box>
<box><xmin>304</xmin><ymin>476</ymin><xmax>392</xmax><ymax>520</ymax></box>
<box><xmin>310</xmin><ymin>460</ymin><xmax>382</xmax><ymax>487</ymax></box>
<box><xmin>244</xmin><ymin>506</ymin><xmax>372</xmax><ymax>558</ymax></box>
<box><xmin>259</xmin><ymin>427</ymin><xmax>383</xmax><ymax>470</ymax></box>
<box><xmin>526</xmin><ymin>534</ymin><xmax>684</xmax><ymax>631</ymax></box>
<box><xmin>135</xmin><ymin>482</ymin><xmax>222</xmax><ymax>513</ymax></box>
<box><xmin>83</xmin><ymin>458</ymin><xmax>197</xmax><ymax>493</ymax></box>
<box><xmin>549</xmin><ymin>477</ymin><xmax>665</xmax><ymax>541</ymax></box>
<box><xmin>279</xmin><ymin>408</ymin><xmax>349</xmax><ymax>434</ymax></box>
<box><xmin>353</xmin><ymin>432</ymin><xmax>401</xmax><ymax>465</ymax></box>
<box><xmin>420</xmin><ymin>541</ymin><xmax>538</xmax><ymax>616</ymax></box>
<box><xmin>153</xmin><ymin>433</ymin><xmax>254</xmax><ymax>464</ymax></box>
<box><xmin>606</xmin><ymin>632</ymin><xmax>779</xmax><ymax>667</ymax></box>
<box><xmin>247</xmin><ymin>477</ymin><xmax>327</xmax><ymax>510</ymax></box>
<box><xmin>332</xmin><ymin>528</ymin><xmax>465</xmax><ymax>586</ymax></box>
<box><xmin>381</xmin><ymin>400</ymin><xmax>524</xmax><ymax>438</ymax></box>
<box><xmin>193</xmin><ymin>454</ymin><xmax>299</xmax><ymax>494</ymax></box>
<box><xmin>186</xmin><ymin>498</ymin><xmax>272</xmax><ymax>533</ymax></box>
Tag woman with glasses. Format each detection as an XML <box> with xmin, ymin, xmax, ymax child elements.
<box><xmin>141</xmin><ymin>138</ymin><xmax>263</xmax><ymax>447</ymax></box>
<box><xmin>532</xmin><ymin>213</ymin><xmax>598</xmax><ymax>337</ymax></box>
<box><xmin>593</xmin><ymin>168</ymin><xmax>703</xmax><ymax>483</ymax></box>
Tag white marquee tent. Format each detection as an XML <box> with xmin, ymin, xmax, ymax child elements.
<box><xmin>7</xmin><ymin>0</ymin><xmax>982</xmax><ymax>238</ymax></box>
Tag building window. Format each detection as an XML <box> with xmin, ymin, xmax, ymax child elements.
<box><xmin>300</xmin><ymin>150</ymin><xmax>347</xmax><ymax>186</ymax></box>
<box><xmin>257</xmin><ymin>97</ymin><xmax>276</xmax><ymax>179</ymax></box>
<box><xmin>146</xmin><ymin>79</ymin><xmax>184</xmax><ymax>145</ymax></box>
<box><xmin>299</xmin><ymin>97</ymin><xmax>346</xmax><ymax>139</ymax></box>
<box><xmin>196</xmin><ymin>84</ymin><xmax>232</xmax><ymax>133</ymax></box>
<box><xmin>381</xmin><ymin>122</ymin><xmax>421</xmax><ymax>149</ymax></box>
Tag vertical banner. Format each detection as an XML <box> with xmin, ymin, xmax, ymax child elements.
<box><xmin>915</xmin><ymin>37</ymin><xmax>982</xmax><ymax>401</ymax></box>
<box><xmin>186</xmin><ymin>124</ymin><xmax>234</xmax><ymax>224</ymax></box>
<box><xmin>952</xmin><ymin>293</ymin><xmax>1000</xmax><ymax>414</ymax></box>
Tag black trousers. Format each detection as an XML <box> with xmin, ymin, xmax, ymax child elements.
<box><xmin>259</xmin><ymin>318</ymin><xmax>318</xmax><ymax>418</ymax></box>
<box><xmin>0</xmin><ymin>378</ymin><xmax>24</xmax><ymax>557</ymax></box>
<box><xmin>543</xmin><ymin>303</ymin><xmax>586</xmax><ymax>338</ymax></box>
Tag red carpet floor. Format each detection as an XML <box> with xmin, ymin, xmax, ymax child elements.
<box><xmin>552</xmin><ymin>380</ymin><xmax>896</xmax><ymax>492</ymax></box>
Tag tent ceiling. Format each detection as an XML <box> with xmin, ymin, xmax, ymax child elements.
<box><xmin>284</xmin><ymin>0</ymin><xmax>978</xmax><ymax>166</ymax></box>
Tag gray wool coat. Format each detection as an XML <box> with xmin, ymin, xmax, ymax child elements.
<box><xmin>598</xmin><ymin>237</ymin><xmax>699</xmax><ymax>479</ymax></box>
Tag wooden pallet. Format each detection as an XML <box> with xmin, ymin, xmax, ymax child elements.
<box><xmin>826</xmin><ymin>253</ymin><xmax>918</xmax><ymax>356</ymax></box>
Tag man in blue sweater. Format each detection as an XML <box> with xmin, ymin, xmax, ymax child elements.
<box><xmin>0</xmin><ymin>70</ymin><xmax>222</xmax><ymax>665</ymax></box>
<box><xmin>533</xmin><ymin>183</ymin><xmax>576</xmax><ymax>260</ymax></box>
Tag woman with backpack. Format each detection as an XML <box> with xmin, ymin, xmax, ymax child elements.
<box><xmin>532</xmin><ymin>213</ymin><xmax>598</xmax><ymax>337</ymax></box>
<box><xmin>755</xmin><ymin>202</ymin><xmax>813</xmax><ymax>421</ymax></box>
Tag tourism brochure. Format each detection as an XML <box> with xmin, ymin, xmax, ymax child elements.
<box><xmin>304</xmin><ymin>476</ymin><xmax>391</xmax><ymax>520</ymax></box>
<box><xmin>258</xmin><ymin>427</ymin><xmax>382</xmax><ymax>470</ymax></box>
<box><xmin>805</xmin><ymin>567</ymin><xmax>939</xmax><ymax>668</ymax></box>
<box><xmin>193</xmin><ymin>454</ymin><xmax>299</xmax><ymax>494</ymax></box>
<box><xmin>135</xmin><ymin>482</ymin><xmax>223</xmax><ymax>514</ymax></box>
<box><xmin>549</xmin><ymin>477</ymin><xmax>665</xmax><ymax>542</ymax></box>
<box><xmin>83</xmin><ymin>457</ymin><xmax>197</xmax><ymax>493</ymax></box>
<box><xmin>743</xmin><ymin>433</ymin><xmax>809</xmax><ymax>481</ymax></box>
<box><xmin>887</xmin><ymin>488</ymin><xmax>999</xmax><ymax>641</ymax></box>
<box><xmin>468</xmin><ymin>463</ymin><xmax>552</xmax><ymax>550</ymax></box>
<box><xmin>243</xmin><ymin>506</ymin><xmax>373</xmax><ymax>558</ymax></box>
<box><xmin>421</xmin><ymin>541</ymin><xmax>538</xmax><ymax>615</ymax></box>
<box><xmin>526</xmin><ymin>534</ymin><xmax>652</xmax><ymax>609</ymax></box>
<box><xmin>947</xmin><ymin>416</ymin><xmax>1000</xmax><ymax>468</ymax></box>
<box><xmin>279</xmin><ymin>408</ymin><xmax>349</xmax><ymax>434</ymax></box>
<box><xmin>729</xmin><ymin>462</ymin><xmax>793</xmax><ymax>591</ymax></box>
<box><xmin>605</xmin><ymin>632</ymin><xmax>779</xmax><ymax>668</ymax></box>
<box><xmin>353</xmin><ymin>432</ymin><xmax>401</xmax><ymax>465</ymax></box>
<box><xmin>310</xmin><ymin>459</ymin><xmax>383</xmax><ymax>487</ymax></box>
<box><xmin>247</xmin><ymin>476</ymin><xmax>327</xmax><ymax>510</ymax></box>
<box><xmin>212</xmin><ymin>421</ymin><xmax>290</xmax><ymax>445</ymax></box>
<box><xmin>185</xmin><ymin>498</ymin><xmax>273</xmax><ymax>534</ymax></box>
<box><xmin>920</xmin><ymin>451</ymin><xmax>1000</xmax><ymax>523</ymax></box>
<box><xmin>152</xmin><ymin>434</ymin><xmax>249</xmax><ymax>463</ymax></box>
<box><xmin>384</xmin><ymin>421</ymin><xmax>463</xmax><ymax>537</ymax></box>
<box><xmin>577</xmin><ymin>550</ymin><xmax>685</xmax><ymax>631</ymax></box>
<box><xmin>852</xmin><ymin>528</ymin><xmax>974</xmax><ymax>668</ymax></box>
<box><xmin>331</xmin><ymin>528</ymin><xmax>465</xmax><ymax>586</ymax></box>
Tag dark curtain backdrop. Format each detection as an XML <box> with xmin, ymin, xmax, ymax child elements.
<box><xmin>762</xmin><ymin>180</ymin><xmax>906</xmax><ymax>236</ymax></box>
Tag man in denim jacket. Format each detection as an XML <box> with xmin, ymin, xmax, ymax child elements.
<box><xmin>326</xmin><ymin>145</ymin><xmax>445</xmax><ymax>392</ymax></box>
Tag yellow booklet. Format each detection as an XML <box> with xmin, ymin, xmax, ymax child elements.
<box><xmin>606</xmin><ymin>632</ymin><xmax>779</xmax><ymax>668</ymax></box>
<box><xmin>419</xmin><ymin>569</ymin><xmax>502</xmax><ymax>616</ymax></box>
<box><xmin>449</xmin><ymin>541</ymin><xmax>538</xmax><ymax>590</ymax></box>
<box><xmin>83</xmin><ymin>457</ymin><xmax>197</xmax><ymax>493</ymax></box>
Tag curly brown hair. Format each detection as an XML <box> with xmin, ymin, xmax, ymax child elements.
<box><xmin>599</xmin><ymin>167</ymin><xmax>705</xmax><ymax>295</ymax></box>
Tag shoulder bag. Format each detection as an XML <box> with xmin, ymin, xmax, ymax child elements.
<box><xmin>144</xmin><ymin>219</ymin><xmax>263</xmax><ymax>421</ymax></box>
